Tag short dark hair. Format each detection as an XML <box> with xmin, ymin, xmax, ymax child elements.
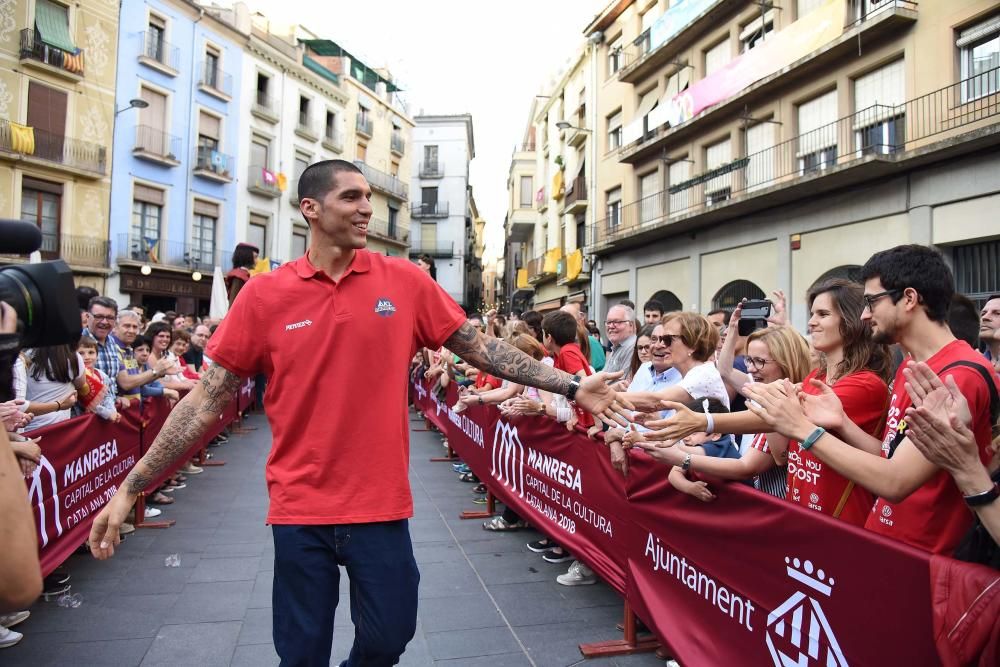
<box><xmin>706</xmin><ymin>308</ymin><xmax>731</xmax><ymax>325</ymax></box>
<box><xmin>948</xmin><ymin>294</ymin><xmax>981</xmax><ymax>348</ymax></box>
<box><xmin>682</xmin><ymin>397</ymin><xmax>730</xmax><ymax>415</ymax></box>
<box><xmin>618</xmin><ymin>299</ymin><xmax>636</xmax><ymax>310</ymax></box>
<box><xmin>232</xmin><ymin>244</ymin><xmax>257</xmax><ymax>270</ymax></box>
<box><xmin>860</xmin><ymin>244</ymin><xmax>954</xmax><ymax>323</ymax></box>
<box><xmin>986</xmin><ymin>294</ymin><xmax>1000</xmax><ymax>304</ymax></box>
<box><xmin>542</xmin><ymin>311</ymin><xmax>579</xmax><ymax>346</ymax></box>
<box><xmin>132</xmin><ymin>334</ymin><xmax>152</xmax><ymax>350</ymax></box>
<box><xmin>76</xmin><ymin>286</ymin><xmax>99</xmax><ymax>312</ymax></box>
<box><xmin>521</xmin><ymin>310</ymin><xmax>543</xmax><ymax>341</ymax></box>
<box><xmin>643</xmin><ymin>299</ymin><xmax>664</xmax><ymax>315</ymax></box>
<box><xmin>171</xmin><ymin>328</ymin><xmax>191</xmax><ymax>344</ymax></box>
<box><xmin>145</xmin><ymin>321</ymin><xmax>171</xmax><ymax>340</ymax></box>
<box><xmin>298</xmin><ymin>159</ymin><xmax>363</xmax><ymax>204</ymax></box>
<box><xmin>88</xmin><ymin>295</ymin><xmax>118</xmax><ymax>314</ymax></box>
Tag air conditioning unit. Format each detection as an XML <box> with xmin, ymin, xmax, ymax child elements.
<box><xmin>581</xmin><ymin>256</ymin><xmax>592</xmax><ymax>273</ymax></box>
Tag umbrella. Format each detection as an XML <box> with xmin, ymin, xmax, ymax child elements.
<box><xmin>210</xmin><ymin>265</ymin><xmax>228</xmax><ymax>320</ymax></box>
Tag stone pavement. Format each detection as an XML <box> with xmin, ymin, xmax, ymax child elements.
<box><xmin>0</xmin><ymin>410</ymin><xmax>664</xmax><ymax>666</ymax></box>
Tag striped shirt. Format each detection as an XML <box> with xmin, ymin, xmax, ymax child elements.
<box><xmin>749</xmin><ymin>432</ymin><xmax>787</xmax><ymax>499</ymax></box>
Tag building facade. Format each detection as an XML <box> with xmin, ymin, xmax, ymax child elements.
<box><xmin>0</xmin><ymin>0</ymin><xmax>119</xmax><ymax>291</ymax></box>
<box><xmin>410</xmin><ymin>114</ymin><xmax>476</xmax><ymax>306</ymax></box>
<box><xmin>107</xmin><ymin>0</ymin><xmax>244</xmax><ymax>315</ymax></box>
<box><xmin>582</xmin><ymin>0</ymin><xmax>1000</xmax><ymax>330</ymax></box>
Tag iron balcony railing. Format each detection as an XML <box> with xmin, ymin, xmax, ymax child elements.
<box><xmin>247</xmin><ymin>164</ymin><xmax>281</xmax><ymax>197</ymax></box>
<box><xmin>194</xmin><ymin>146</ymin><xmax>233</xmax><ymax>179</ymax></box>
<box><xmin>563</xmin><ymin>175</ymin><xmax>587</xmax><ymax>207</ymax></box>
<box><xmin>410</xmin><ymin>202</ymin><xmax>449</xmax><ymax>218</ymax></box>
<box><xmin>139</xmin><ymin>30</ymin><xmax>179</xmax><ymax>70</ymax></box>
<box><xmin>408</xmin><ymin>240</ymin><xmax>455</xmax><ymax>257</ymax></box>
<box><xmin>0</xmin><ymin>231</ymin><xmax>109</xmax><ymax>267</ymax></box>
<box><xmin>353</xmin><ymin>161</ymin><xmax>408</xmax><ymax>201</ymax></box>
<box><xmin>419</xmin><ymin>161</ymin><xmax>443</xmax><ymax>178</ymax></box>
<box><xmin>133</xmin><ymin>125</ymin><xmax>181</xmax><ymax>161</ymax></box>
<box><xmin>296</xmin><ymin>113</ymin><xmax>318</xmax><ymax>138</ymax></box>
<box><xmin>391</xmin><ymin>133</ymin><xmax>405</xmax><ymax>154</ymax></box>
<box><xmin>199</xmin><ymin>61</ymin><xmax>233</xmax><ymax>96</ymax></box>
<box><xmin>356</xmin><ymin>115</ymin><xmax>373</xmax><ymax>137</ymax></box>
<box><xmin>0</xmin><ymin>118</ymin><xmax>106</xmax><ymax>175</ymax></box>
<box><xmin>117</xmin><ymin>233</ymin><xmax>216</xmax><ymax>272</ymax></box>
<box><xmin>590</xmin><ymin>66</ymin><xmax>1000</xmax><ymax>250</ymax></box>
<box><xmin>19</xmin><ymin>29</ymin><xmax>84</xmax><ymax>76</ymax></box>
<box><xmin>367</xmin><ymin>216</ymin><xmax>410</xmax><ymax>244</ymax></box>
<box><xmin>323</xmin><ymin>127</ymin><xmax>343</xmax><ymax>151</ymax></box>
<box><xmin>846</xmin><ymin>0</ymin><xmax>917</xmax><ymax>30</ymax></box>
<box><xmin>252</xmin><ymin>91</ymin><xmax>278</xmax><ymax>119</ymax></box>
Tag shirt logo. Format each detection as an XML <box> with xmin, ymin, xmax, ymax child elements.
<box><xmin>285</xmin><ymin>319</ymin><xmax>313</xmax><ymax>331</ymax></box>
<box><xmin>881</xmin><ymin>504</ymin><xmax>892</xmax><ymax>518</ymax></box>
<box><xmin>374</xmin><ymin>297</ymin><xmax>397</xmax><ymax>317</ymax></box>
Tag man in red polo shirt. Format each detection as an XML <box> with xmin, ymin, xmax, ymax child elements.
<box><xmin>542</xmin><ymin>310</ymin><xmax>594</xmax><ymax>429</ymax></box>
<box><xmin>746</xmin><ymin>245</ymin><xmax>998</xmax><ymax>555</ymax></box>
<box><xmin>87</xmin><ymin>160</ymin><xmax>624</xmax><ymax>666</ymax></box>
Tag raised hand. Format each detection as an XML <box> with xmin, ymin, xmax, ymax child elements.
<box><xmin>905</xmin><ymin>403</ymin><xmax>979</xmax><ymax>477</ymax></box>
<box><xmin>767</xmin><ymin>290</ymin><xmax>787</xmax><ymax>326</ymax></box>
<box><xmin>743</xmin><ymin>379</ymin><xmax>814</xmax><ymax>439</ymax></box>
<box><xmin>798</xmin><ymin>379</ymin><xmax>846</xmax><ymax>431</ymax></box>
<box><xmin>902</xmin><ymin>361</ymin><xmax>973</xmax><ymax>428</ymax></box>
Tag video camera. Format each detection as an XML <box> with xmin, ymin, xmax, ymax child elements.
<box><xmin>0</xmin><ymin>219</ymin><xmax>80</xmax><ymax>349</ymax></box>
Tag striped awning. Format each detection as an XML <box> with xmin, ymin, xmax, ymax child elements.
<box><xmin>35</xmin><ymin>0</ymin><xmax>77</xmax><ymax>53</ymax></box>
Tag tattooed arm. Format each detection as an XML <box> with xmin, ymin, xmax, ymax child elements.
<box><xmin>445</xmin><ymin>322</ymin><xmax>628</xmax><ymax>422</ymax></box>
<box><xmin>88</xmin><ymin>363</ymin><xmax>242</xmax><ymax>560</ymax></box>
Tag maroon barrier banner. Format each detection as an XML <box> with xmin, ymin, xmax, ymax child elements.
<box><xmin>438</xmin><ymin>381</ymin><xmax>631</xmax><ymax>595</ymax></box>
<box><xmin>411</xmin><ymin>376</ymin><xmax>451</xmax><ymax>434</ymax></box>
<box><xmin>26</xmin><ymin>406</ymin><xmax>143</xmax><ymax>576</ymax></box>
<box><xmin>412</xmin><ymin>378</ymin><xmax>1000</xmax><ymax>665</ymax></box>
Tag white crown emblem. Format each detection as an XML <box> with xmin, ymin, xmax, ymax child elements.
<box><xmin>766</xmin><ymin>556</ymin><xmax>847</xmax><ymax>667</ymax></box>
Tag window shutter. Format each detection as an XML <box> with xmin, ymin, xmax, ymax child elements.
<box><xmin>797</xmin><ymin>90</ymin><xmax>838</xmax><ymax>155</ymax></box>
<box><xmin>193</xmin><ymin>199</ymin><xmax>218</xmax><ymax>217</ymax></box>
<box><xmin>134</xmin><ymin>184</ymin><xmax>165</xmax><ymax>205</ymax></box>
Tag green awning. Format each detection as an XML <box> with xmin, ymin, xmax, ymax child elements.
<box><xmin>300</xmin><ymin>39</ymin><xmax>401</xmax><ymax>93</ymax></box>
<box><xmin>35</xmin><ymin>0</ymin><xmax>77</xmax><ymax>53</ymax></box>
<box><xmin>303</xmin><ymin>55</ymin><xmax>340</xmax><ymax>85</ymax></box>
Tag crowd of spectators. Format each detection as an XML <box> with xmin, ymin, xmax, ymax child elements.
<box><xmin>415</xmin><ymin>244</ymin><xmax>1000</xmax><ymax>600</ymax></box>
<box><xmin>0</xmin><ymin>291</ymin><xmax>233</xmax><ymax>648</ymax></box>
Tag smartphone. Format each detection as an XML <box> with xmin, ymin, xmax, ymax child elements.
<box><xmin>738</xmin><ymin>299</ymin><xmax>771</xmax><ymax>336</ymax></box>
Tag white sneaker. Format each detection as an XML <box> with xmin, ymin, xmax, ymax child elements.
<box><xmin>180</xmin><ymin>463</ymin><xmax>203</xmax><ymax>474</ymax></box>
<box><xmin>556</xmin><ymin>560</ymin><xmax>597</xmax><ymax>586</ymax></box>
<box><xmin>0</xmin><ymin>611</ymin><xmax>28</xmax><ymax>628</ymax></box>
<box><xmin>0</xmin><ymin>626</ymin><xmax>23</xmax><ymax>648</ymax></box>
<box><xmin>144</xmin><ymin>507</ymin><xmax>162</xmax><ymax>518</ymax></box>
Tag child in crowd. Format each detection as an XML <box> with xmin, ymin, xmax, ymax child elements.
<box><xmin>667</xmin><ymin>399</ymin><xmax>742</xmax><ymax>503</ymax></box>
<box><xmin>75</xmin><ymin>336</ymin><xmax>119</xmax><ymax>422</ymax></box>
<box><xmin>132</xmin><ymin>336</ymin><xmax>179</xmax><ymax>402</ymax></box>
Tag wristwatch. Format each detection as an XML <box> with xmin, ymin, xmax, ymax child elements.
<box><xmin>964</xmin><ymin>482</ymin><xmax>1000</xmax><ymax>508</ymax></box>
<box><xmin>682</xmin><ymin>453</ymin><xmax>692</xmax><ymax>471</ymax></box>
<box><xmin>565</xmin><ymin>375</ymin><xmax>582</xmax><ymax>402</ymax></box>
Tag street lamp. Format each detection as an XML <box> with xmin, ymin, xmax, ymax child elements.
<box><xmin>192</xmin><ymin>271</ymin><xmax>202</xmax><ymax>282</ymax></box>
<box><xmin>140</xmin><ymin>264</ymin><xmax>152</xmax><ymax>275</ymax></box>
<box><xmin>555</xmin><ymin>121</ymin><xmax>592</xmax><ymax>133</ymax></box>
<box><xmin>115</xmin><ymin>98</ymin><xmax>149</xmax><ymax>116</ymax></box>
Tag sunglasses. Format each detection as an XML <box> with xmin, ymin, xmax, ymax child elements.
<box><xmin>649</xmin><ymin>334</ymin><xmax>679</xmax><ymax>346</ymax></box>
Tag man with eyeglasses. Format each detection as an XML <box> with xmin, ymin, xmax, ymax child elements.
<box><xmin>603</xmin><ymin>304</ymin><xmax>638</xmax><ymax>383</ymax></box>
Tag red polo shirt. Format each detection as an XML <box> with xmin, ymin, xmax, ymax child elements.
<box><xmin>554</xmin><ymin>342</ymin><xmax>594</xmax><ymax>428</ymax></box>
<box><xmin>206</xmin><ymin>250</ymin><xmax>466</xmax><ymax>524</ymax></box>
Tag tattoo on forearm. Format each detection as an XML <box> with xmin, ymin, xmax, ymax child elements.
<box><xmin>445</xmin><ymin>322</ymin><xmax>570</xmax><ymax>396</ymax></box>
<box><xmin>124</xmin><ymin>364</ymin><xmax>241</xmax><ymax>495</ymax></box>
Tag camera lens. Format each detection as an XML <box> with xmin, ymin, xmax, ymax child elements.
<box><xmin>0</xmin><ymin>260</ymin><xmax>79</xmax><ymax>348</ymax></box>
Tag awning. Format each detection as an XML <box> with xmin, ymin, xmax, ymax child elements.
<box><xmin>622</xmin><ymin>90</ymin><xmax>659</xmax><ymax>144</ymax></box>
<box><xmin>35</xmin><ymin>0</ymin><xmax>77</xmax><ymax>53</ymax></box>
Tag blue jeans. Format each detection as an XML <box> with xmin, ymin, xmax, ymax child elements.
<box><xmin>272</xmin><ymin>521</ymin><xmax>420</xmax><ymax>667</ymax></box>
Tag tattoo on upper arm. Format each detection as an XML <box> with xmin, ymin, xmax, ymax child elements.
<box><xmin>445</xmin><ymin>322</ymin><xmax>570</xmax><ymax>396</ymax></box>
<box><xmin>124</xmin><ymin>364</ymin><xmax>241</xmax><ymax>496</ymax></box>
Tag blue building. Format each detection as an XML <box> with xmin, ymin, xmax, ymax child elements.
<box><xmin>107</xmin><ymin>0</ymin><xmax>245</xmax><ymax>316</ymax></box>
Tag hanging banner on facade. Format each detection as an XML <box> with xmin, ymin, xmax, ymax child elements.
<box><xmin>648</xmin><ymin>0</ymin><xmax>718</xmax><ymax>55</ymax></box>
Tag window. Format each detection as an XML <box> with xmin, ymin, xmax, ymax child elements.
<box><xmin>325</xmin><ymin>110</ymin><xmax>337</xmax><ymax>140</ymax></box>
<box><xmin>624</xmin><ymin>88</ymin><xmax>660</xmax><ymax>145</ymax></box>
<box><xmin>853</xmin><ymin>59</ymin><xmax>905</xmax><ymax>156</ymax></box>
<box><xmin>953</xmin><ymin>240</ymin><xmax>1000</xmax><ymax>305</ymax></box>
<box><xmin>298</xmin><ymin>96</ymin><xmax>311</xmax><ymax>128</ymax></box>
<box><xmin>421</xmin><ymin>187</ymin><xmax>438</xmax><ymax>215</ymax></box>
<box><xmin>197</xmin><ymin>111</ymin><xmax>220</xmax><ymax>152</ymax></box>
<box><xmin>255</xmin><ymin>72</ymin><xmax>269</xmax><ymax>107</ymax></box>
<box><xmin>293</xmin><ymin>153</ymin><xmax>310</xmax><ymax>192</ymax></box>
<box><xmin>388</xmin><ymin>206</ymin><xmax>399</xmax><ymax>238</ymax></box>
<box><xmin>291</xmin><ymin>225</ymin><xmax>309</xmax><ymax>258</ymax></box>
<box><xmin>146</xmin><ymin>14</ymin><xmax>166</xmax><ymax>61</ymax></box>
<box><xmin>668</xmin><ymin>158</ymin><xmax>690</xmax><ymax>214</ymax></box>
<box><xmin>26</xmin><ymin>81</ymin><xmax>67</xmax><ymax>162</ymax></box>
<box><xmin>137</xmin><ymin>86</ymin><xmax>169</xmax><ymax>155</ymax></box>
<box><xmin>204</xmin><ymin>48</ymin><xmax>220</xmax><ymax>88</ymax></box>
<box><xmin>713</xmin><ymin>280</ymin><xmax>765</xmax><ymax>311</ymax></box>
<box><xmin>250</xmin><ymin>138</ymin><xmax>269</xmax><ymax>170</ymax></box>
<box><xmin>356</xmin><ymin>142</ymin><xmax>367</xmax><ymax>163</ymax></box>
<box><xmin>958</xmin><ymin>15</ymin><xmax>1000</xmax><ymax>102</ymax></box>
<box><xmin>637</xmin><ymin>4</ymin><xmax>660</xmax><ymax>57</ymax></box>
<box><xmin>745</xmin><ymin>120</ymin><xmax>776</xmax><ymax>190</ymax></box>
<box><xmin>20</xmin><ymin>179</ymin><xmax>61</xmax><ymax>257</ymax></box>
<box><xmin>705</xmin><ymin>138</ymin><xmax>732</xmax><ymax>205</ymax></box>
<box><xmin>740</xmin><ymin>11</ymin><xmax>774</xmax><ymax>53</ymax></box>
<box><xmin>421</xmin><ymin>222</ymin><xmax>437</xmax><ymax>250</ymax></box>
<box><xmin>607</xmin><ymin>34</ymin><xmax>623</xmax><ymax>76</ymax></box>
<box><xmin>390</xmin><ymin>161</ymin><xmax>399</xmax><ymax>178</ymax></box>
<box><xmin>797</xmin><ymin>90</ymin><xmax>838</xmax><ymax>173</ymax></box>
<box><xmin>606</xmin><ymin>187</ymin><xmax>622</xmax><ymax>230</ymax></box>
<box><xmin>607</xmin><ymin>110</ymin><xmax>623</xmax><ymax>151</ymax></box>
<box><xmin>705</xmin><ymin>40</ymin><xmax>731</xmax><ymax>77</ymax></box>
<box><xmin>638</xmin><ymin>170</ymin><xmax>661</xmax><ymax>223</ymax></box>
<box><xmin>576</xmin><ymin>215</ymin><xmax>586</xmax><ymax>249</ymax></box>
<box><xmin>132</xmin><ymin>188</ymin><xmax>163</xmax><ymax>247</ymax></box>
<box><xmin>248</xmin><ymin>214</ymin><xmax>269</xmax><ymax>255</ymax></box>
<box><xmin>797</xmin><ymin>0</ymin><xmax>824</xmax><ymax>19</ymax></box>
<box><xmin>519</xmin><ymin>175</ymin><xmax>533</xmax><ymax>208</ymax></box>
<box><xmin>191</xmin><ymin>201</ymin><xmax>217</xmax><ymax>269</ymax></box>
<box><xmin>424</xmin><ymin>145</ymin><xmax>439</xmax><ymax>171</ymax></box>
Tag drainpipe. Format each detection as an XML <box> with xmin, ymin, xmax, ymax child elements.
<box><xmin>588</xmin><ymin>37</ymin><xmax>599</xmax><ymax>318</ymax></box>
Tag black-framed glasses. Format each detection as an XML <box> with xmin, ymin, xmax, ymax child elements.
<box><xmin>649</xmin><ymin>334</ymin><xmax>679</xmax><ymax>346</ymax></box>
<box><xmin>636</xmin><ymin>344</ymin><xmax>652</xmax><ymax>352</ymax></box>
<box><xmin>605</xmin><ymin>319</ymin><xmax>630</xmax><ymax>327</ymax></box>
<box><xmin>745</xmin><ymin>356</ymin><xmax>775</xmax><ymax>370</ymax></box>
<box><xmin>863</xmin><ymin>289</ymin><xmax>902</xmax><ymax>312</ymax></box>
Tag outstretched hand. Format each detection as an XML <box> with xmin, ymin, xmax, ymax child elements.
<box><xmin>641</xmin><ymin>400</ymin><xmax>706</xmax><ymax>440</ymax></box>
<box><xmin>575</xmin><ymin>372</ymin><xmax>632</xmax><ymax>426</ymax></box>
<box><xmin>743</xmin><ymin>379</ymin><xmax>814</xmax><ymax>440</ymax></box>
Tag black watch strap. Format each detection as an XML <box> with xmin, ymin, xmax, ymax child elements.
<box><xmin>964</xmin><ymin>482</ymin><xmax>1000</xmax><ymax>508</ymax></box>
<box><xmin>566</xmin><ymin>375</ymin><xmax>582</xmax><ymax>402</ymax></box>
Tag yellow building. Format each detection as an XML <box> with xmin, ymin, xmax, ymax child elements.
<box><xmin>0</xmin><ymin>0</ymin><xmax>118</xmax><ymax>291</ymax></box>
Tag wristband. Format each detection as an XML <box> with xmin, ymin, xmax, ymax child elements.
<box><xmin>701</xmin><ymin>399</ymin><xmax>714</xmax><ymax>434</ymax></box>
<box><xmin>964</xmin><ymin>482</ymin><xmax>1000</xmax><ymax>508</ymax></box>
<box><xmin>55</xmin><ymin>399</ymin><xmax>62</xmax><ymax>410</ymax></box>
<box><xmin>801</xmin><ymin>427</ymin><xmax>826</xmax><ymax>451</ymax></box>
<box><xmin>566</xmin><ymin>375</ymin><xmax>582</xmax><ymax>402</ymax></box>
<box><xmin>681</xmin><ymin>453</ymin><xmax>692</xmax><ymax>471</ymax></box>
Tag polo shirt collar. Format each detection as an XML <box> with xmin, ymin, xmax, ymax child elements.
<box><xmin>649</xmin><ymin>364</ymin><xmax>674</xmax><ymax>383</ymax></box>
<box><xmin>293</xmin><ymin>249</ymin><xmax>372</xmax><ymax>280</ymax></box>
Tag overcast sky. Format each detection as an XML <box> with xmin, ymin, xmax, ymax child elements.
<box><xmin>238</xmin><ymin>0</ymin><xmax>609</xmax><ymax>263</ymax></box>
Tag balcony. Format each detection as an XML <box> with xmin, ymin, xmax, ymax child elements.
<box><xmin>589</xmin><ymin>67</ymin><xmax>1000</xmax><ymax>253</ymax></box>
<box><xmin>561</xmin><ymin>175</ymin><xmax>588</xmax><ymax>215</ymax></box>
<box><xmin>193</xmin><ymin>146</ymin><xmax>233</xmax><ymax>183</ymax></box>
<box><xmin>408</xmin><ymin>240</ymin><xmax>455</xmax><ymax>258</ymax></box>
<box><xmin>527</xmin><ymin>249</ymin><xmax>561</xmax><ymax>284</ymax></box>
<box><xmin>247</xmin><ymin>164</ymin><xmax>281</xmax><ymax>198</ymax></box>
<box><xmin>618</xmin><ymin>0</ymin><xmax>918</xmax><ymax>164</ymax></box>
<box><xmin>367</xmin><ymin>216</ymin><xmax>409</xmax><ymax>247</ymax></box>
<box><xmin>0</xmin><ymin>118</ymin><xmax>106</xmax><ymax>177</ymax></box>
<box><xmin>419</xmin><ymin>161</ymin><xmax>444</xmax><ymax>178</ymax></box>
<box><xmin>198</xmin><ymin>61</ymin><xmax>232</xmax><ymax>102</ymax></box>
<box><xmin>356</xmin><ymin>115</ymin><xmax>373</xmax><ymax>138</ymax></box>
<box><xmin>19</xmin><ymin>29</ymin><xmax>84</xmax><ymax>80</ymax></box>
<box><xmin>390</xmin><ymin>133</ymin><xmax>405</xmax><ymax>156</ymax></box>
<box><xmin>133</xmin><ymin>125</ymin><xmax>181</xmax><ymax>166</ymax></box>
<box><xmin>557</xmin><ymin>249</ymin><xmax>589</xmax><ymax>286</ymax></box>
<box><xmin>562</xmin><ymin>126</ymin><xmax>589</xmax><ymax>149</ymax></box>
<box><xmin>117</xmin><ymin>233</ymin><xmax>216</xmax><ymax>273</ymax></box>
<box><xmin>295</xmin><ymin>113</ymin><xmax>319</xmax><ymax>142</ymax></box>
<box><xmin>322</xmin><ymin>127</ymin><xmax>344</xmax><ymax>153</ymax></box>
<box><xmin>137</xmin><ymin>31</ymin><xmax>179</xmax><ymax>76</ymax></box>
<box><xmin>251</xmin><ymin>91</ymin><xmax>279</xmax><ymax>124</ymax></box>
<box><xmin>410</xmin><ymin>202</ymin><xmax>449</xmax><ymax>218</ymax></box>
<box><xmin>507</xmin><ymin>206</ymin><xmax>536</xmax><ymax>243</ymax></box>
<box><xmin>1</xmin><ymin>232</ymin><xmax>109</xmax><ymax>269</ymax></box>
<box><xmin>353</xmin><ymin>161</ymin><xmax>408</xmax><ymax>201</ymax></box>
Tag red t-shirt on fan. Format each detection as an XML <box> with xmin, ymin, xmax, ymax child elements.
<box><xmin>786</xmin><ymin>369</ymin><xmax>888</xmax><ymax>525</ymax></box>
<box><xmin>554</xmin><ymin>342</ymin><xmax>593</xmax><ymax>429</ymax></box>
<box><xmin>865</xmin><ymin>340</ymin><xmax>998</xmax><ymax>554</ymax></box>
